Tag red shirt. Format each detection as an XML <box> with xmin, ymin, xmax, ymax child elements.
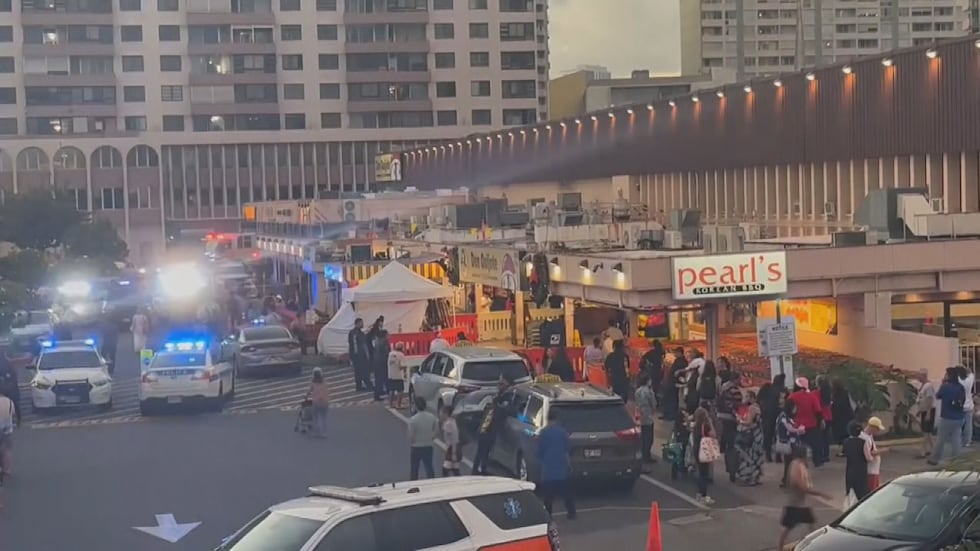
<box><xmin>814</xmin><ymin>389</ymin><xmax>833</xmax><ymax>422</ymax></box>
<box><xmin>789</xmin><ymin>390</ymin><xmax>822</xmax><ymax>430</ymax></box>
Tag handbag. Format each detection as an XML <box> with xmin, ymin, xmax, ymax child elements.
<box><xmin>773</xmin><ymin>440</ymin><xmax>792</xmax><ymax>456</ymax></box>
<box><xmin>698</xmin><ymin>435</ymin><xmax>722</xmax><ymax>463</ymax></box>
<box><xmin>842</xmin><ymin>489</ymin><xmax>858</xmax><ymax>510</ymax></box>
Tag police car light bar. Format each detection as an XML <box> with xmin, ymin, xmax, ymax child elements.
<box><xmin>163</xmin><ymin>341</ymin><xmax>207</xmax><ymax>351</ymax></box>
<box><xmin>40</xmin><ymin>338</ymin><xmax>96</xmax><ymax>349</ymax></box>
<box><xmin>40</xmin><ymin>340</ymin><xmax>53</xmax><ymax>348</ymax></box>
<box><xmin>251</xmin><ymin>318</ymin><xmax>266</xmax><ymax>325</ymax></box>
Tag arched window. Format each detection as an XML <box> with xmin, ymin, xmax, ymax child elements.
<box><xmin>16</xmin><ymin>147</ymin><xmax>49</xmax><ymax>171</ymax></box>
<box><xmin>92</xmin><ymin>146</ymin><xmax>123</xmax><ymax>169</ymax></box>
<box><xmin>127</xmin><ymin>145</ymin><xmax>159</xmax><ymax>168</ymax></box>
<box><xmin>53</xmin><ymin>147</ymin><xmax>86</xmax><ymax>170</ymax></box>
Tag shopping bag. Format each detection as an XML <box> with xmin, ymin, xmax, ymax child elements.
<box><xmin>842</xmin><ymin>490</ymin><xmax>858</xmax><ymax>510</ymax></box>
<box><xmin>698</xmin><ymin>436</ymin><xmax>722</xmax><ymax>463</ymax></box>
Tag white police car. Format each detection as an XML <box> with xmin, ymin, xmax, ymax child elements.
<box><xmin>138</xmin><ymin>340</ymin><xmax>236</xmax><ymax>415</ymax></box>
<box><xmin>31</xmin><ymin>339</ymin><xmax>113</xmax><ymax>412</ymax></box>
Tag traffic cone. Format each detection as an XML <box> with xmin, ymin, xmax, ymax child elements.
<box><xmin>646</xmin><ymin>502</ymin><xmax>662</xmax><ymax>551</ymax></box>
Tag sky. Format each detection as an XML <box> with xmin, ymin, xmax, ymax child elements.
<box><xmin>548</xmin><ymin>0</ymin><xmax>681</xmax><ymax>78</ymax></box>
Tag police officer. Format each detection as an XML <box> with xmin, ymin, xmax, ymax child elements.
<box><xmin>99</xmin><ymin>319</ymin><xmax>118</xmax><ymax>374</ymax></box>
<box><xmin>471</xmin><ymin>375</ymin><xmax>515</xmax><ymax>475</ymax></box>
<box><xmin>0</xmin><ymin>350</ymin><xmax>20</xmax><ymax>426</ymax></box>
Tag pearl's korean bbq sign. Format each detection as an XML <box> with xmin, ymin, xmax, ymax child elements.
<box><xmin>671</xmin><ymin>251</ymin><xmax>787</xmax><ymax>300</ymax></box>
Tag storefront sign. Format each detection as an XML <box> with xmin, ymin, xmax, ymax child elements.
<box><xmin>374</xmin><ymin>152</ymin><xmax>403</xmax><ymax>182</ymax></box>
<box><xmin>671</xmin><ymin>251</ymin><xmax>787</xmax><ymax>300</ymax></box>
<box><xmin>457</xmin><ymin>246</ymin><xmax>518</xmax><ymax>291</ymax></box>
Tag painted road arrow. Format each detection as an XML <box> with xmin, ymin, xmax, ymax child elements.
<box><xmin>134</xmin><ymin>514</ymin><xmax>202</xmax><ymax>543</ymax></box>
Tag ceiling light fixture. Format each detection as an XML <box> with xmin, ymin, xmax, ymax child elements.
<box><xmin>773</xmin><ymin>79</ymin><xmax>783</xmax><ymax>87</ymax></box>
<box><xmin>668</xmin><ymin>100</ymin><xmax>676</xmax><ymax>107</ymax></box>
<box><xmin>842</xmin><ymin>65</ymin><xmax>852</xmax><ymax>75</ymax></box>
<box><xmin>926</xmin><ymin>48</ymin><xmax>938</xmax><ymax>59</ymax></box>
<box><xmin>691</xmin><ymin>96</ymin><xmax>700</xmax><ymax>103</ymax></box>
<box><xmin>716</xmin><ymin>90</ymin><xmax>724</xmax><ymax>98</ymax></box>
<box><xmin>806</xmin><ymin>72</ymin><xmax>816</xmax><ymax>81</ymax></box>
<box><xmin>882</xmin><ymin>58</ymin><xmax>893</xmax><ymax>67</ymax></box>
<box><xmin>743</xmin><ymin>84</ymin><xmax>752</xmax><ymax>93</ymax></box>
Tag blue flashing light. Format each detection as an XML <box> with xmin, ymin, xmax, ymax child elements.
<box><xmin>40</xmin><ymin>340</ymin><xmax>54</xmax><ymax>348</ymax></box>
<box><xmin>251</xmin><ymin>318</ymin><xmax>266</xmax><ymax>325</ymax></box>
<box><xmin>118</xmin><ymin>280</ymin><xmax>132</xmax><ymax>286</ymax></box>
<box><xmin>163</xmin><ymin>341</ymin><xmax>206</xmax><ymax>352</ymax></box>
<box><xmin>83</xmin><ymin>338</ymin><xmax>95</xmax><ymax>346</ymax></box>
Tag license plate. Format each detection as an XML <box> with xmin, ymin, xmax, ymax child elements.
<box><xmin>584</xmin><ymin>448</ymin><xmax>602</xmax><ymax>458</ymax></box>
<box><xmin>167</xmin><ymin>396</ymin><xmax>182</xmax><ymax>404</ymax></box>
<box><xmin>60</xmin><ymin>396</ymin><xmax>81</xmax><ymax>404</ymax></box>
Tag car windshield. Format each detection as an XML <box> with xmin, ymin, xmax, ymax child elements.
<box><xmin>243</xmin><ymin>327</ymin><xmax>291</xmax><ymax>341</ymax></box>
<box><xmin>461</xmin><ymin>360</ymin><xmax>529</xmax><ymax>382</ymax></box>
<box><xmin>219</xmin><ymin>510</ymin><xmax>323</xmax><ymax>551</ymax></box>
<box><xmin>152</xmin><ymin>353</ymin><xmax>206</xmax><ymax>369</ymax></box>
<box><xmin>834</xmin><ymin>480</ymin><xmax>977</xmax><ymax>541</ymax></box>
<box><xmin>27</xmin><ymin>311</ymin><xmax>51</xmax><ymax>325</ymax></box>
<box><xmin>549</xmin><ymin>402</ymin><xmax>634</xmax><ymax>432</ymax></box>
<box><xmin>38</xmin><ymin>350</ymin><xmax>102</xmax><ymax>370</ymax></box>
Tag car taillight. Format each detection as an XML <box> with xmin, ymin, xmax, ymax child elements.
<box><xmin>141</xmin><ymin>372</ymin><xmax>159</xmax><ymax>383</ymax></box>
<box><xmin>192</xmin><ymin>368</ymin><xmax>217</xmax><ymax>382</ymax></box>
<box><xmin>456</xmin><ymin>384</ymin><xmax>480</xmax><ymax>394</ymax></box>
<box><xmin>615</xmin><ymin>427</ymin><xmax>640</xmax><ymax>440</ymax></box>
<box><xmin>241</xmin><ymin>346</ymin><xmax>257</xmax><ymax>353</ymax></box>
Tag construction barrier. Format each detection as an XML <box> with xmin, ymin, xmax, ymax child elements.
<box><xmin>388</xmin><ymin>326</ymin><xmax>469</xmax><ymax>356</ymax></box>
<box><xmin>453</xmin><ymin>313</ymin><xmax>479</xmax><ymax>341</ymax></box>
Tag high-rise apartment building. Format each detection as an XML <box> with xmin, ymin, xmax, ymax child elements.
<box><xmin>0</xmin><ymin>0</ymin><xmax>549</xmax><ymax>262</ymax></box>
<box><xmin>700</xmin><ymin>0</ymin><xmax>973</xmax><ymax>78</ymax></box>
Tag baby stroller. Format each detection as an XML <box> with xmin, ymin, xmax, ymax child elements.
<box><xmin>293</xmin><ymin>398</ymin><xmax>313</xmax><ymax>434</ymax></box>
<box><xmin>662</xmin><ymin>416</ymin><xmax>691</xmax><ymax>480</ymax></box>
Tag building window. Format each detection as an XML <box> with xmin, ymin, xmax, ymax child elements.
<box><xmin>162</xmin><ymin>115</ymin><xmax>184</xmax><ymax>131</ymax></box>
<box><xmin>470</xmin><ymin>80</ymin><xmax>490</xmax><ymax>96</ymax></box>
<box><xmin>121</xmin><ymin>25</ymin><xmax>143</xmax><ymax>42</ymax></box>
<box><xmin>158</xmin><ymin>25</ymin><xmax>181</xmax><ymax>41</ymax></box>
<box><xmin>434</xmin><ymin>52</ymin><xmax>455</xmax><ymax>68</ymax></box>
<box><xmin>161</xmin><ymin>85</ymin><xmax>183</xmax><ymax>101</ymax></box>
<box><xmin>316</xmin><ymin>0</ymin><xmax>335</xmax><ymax>9</ymax></box>
<box><xmin>500</xmin><ymin>51</ymin><xmax>534</xmax><ymax>69</ymax></box>
<box><xmin>318</xmin><ymin>54</ymin><xmax>339</xmax><ymax>70</ymax></box>
<box><xmin>434</xmin><ymin>23</ymin><xmax>454</xmax><ymax>39</ymax></box>
<box><xmin>280</xmin><ymin>24</ymin><xmax>302</xmax><ymax>41</ymax></box>
<box><xmin>284</xmin><ymin>113</ymin><xmax>306</xmax><ymax>129</ymax></box>
<box><xmin>500</xmin><ymin>22</ymin><xmax>534</xmax><ymax>40</ymax></box>
<box><xmin>469</xmin><ymin>51</ymin><xmax>489</xmax><ymax>67</ymax></box>
<box><xmin>280</xmin><ymin>0</ymin><xmax>299</xmax><ymax>9</ymax></box>
<box><xmin>469</xmin><ymin>0</ymin><xmax>486</xmax><ymax>8</ymax></box>
<box><xmin>119</xmin><ymin>0</ymin><xmax>140</xmax><ymax>10</ymax></box>
<box><xmin>436</xmin><ymin>81</ymin><xmax>456</xmax><ymax>97</ymax></box>
<box><xmin>0</xmin><ymin>26</ymin><xmax>10</xmax><ymax>42</ymax></box>
<box><xmin>471</xmin><ymin>109</ymin><xmax>491</xmax><ymax>125</ymax></box>
<box><xmin>502</xmin><ymin>108</ymin><xmax>535</xmax><ymax>125</ymax></box>
<box><xmin>160</xmin><ymin>55</ymin><xmax>182</xmax><ymax>71</ymax></box>
<box><xmin>434</xmin><ymin>0</ymin><xmax>452</xmax><ymax>8</ymax></box>
<box><xmin>319</xmin><ymin>82</ymin><xmax>340</xmax><ymax>99</ymax></box>
<box><xmin>501</xmin><ymin>79</ymin><xmax>535</xmax><ymax>98</ymax></box>
<box><xmin>0</xmin><ymin>87</ymin><xmax>14</xmax><ymax>104</ymax></box>
<box><xmin>282</xmin><ymin>54</ymin><xmax>303</xmax><ymax>70</ymax></box>
<box><xmin>157</xmin><ymin>0</ymin><xmax>177</xmax><ymax>10</ymax></box>
<box><xmin>469</xmin><ymin>23</ymin><xmax>489</xmax><ymax>38</ymax></box>
<box><xmin>125</xmin><ymin>116</ymin><xmax>147</xmax><ymax>131</ymax></box>
<box><xmin>436</xmin><ymin>110</ymin><xmax>457</xmax><ymax>126</ymax></box>
<box><xmin>320</xmin><ymin>112</ymin><xmax>341</xmax><ymax>128</ymax></box>
<box><xmin>499</xmin><ymin>0</ymin><xmax>530</xmax><ymax>11</ymax></box>
<box><xmin>317</xmin><ymin>24</ymin><xmax>338</xmax><ymax>40</ymax></box>
<box><xmin>122</xmin><ymin>55</ymin><xmax>144</xmax><ymax>72</ymax></box>
<box><xmin>0</xmin><ymin>57</ymin><xmax>13</xmax><ymax>73</ymax></box>
<box><xmin>123</xmin><ymin>85</ymin><xmax>145</xmax><ymax>102</ymax></box>
<box><xmin>283</xmin><ymin>83</ymin><xmax>304</xmax><ymax>99</ymax></box>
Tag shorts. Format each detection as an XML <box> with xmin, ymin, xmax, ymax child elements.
<box><xmin>443</xmin><ymin>445</ymin><xmax>462</xmax><ymax>469</ymax></box>
<box><xmin>781</xmin><ymin>506</ymin><xmax>815</xmax><ymax>529</ymax></box>
<box><xmin>920</xmin><ymin>411</ymin><xmax>935</xmax><ymax>434</ymax></box>
<box><xmin>387</xmin><ymin>379</ymin><xmax>404</xmax><ymax>393</ymax></box>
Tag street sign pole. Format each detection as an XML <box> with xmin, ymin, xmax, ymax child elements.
<box><xmin>776</xmin><ymin>300</ymin><xmax>784</xmax><ymax>377</ymax></box>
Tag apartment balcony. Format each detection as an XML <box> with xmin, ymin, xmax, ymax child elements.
<box><xmin>344</xmin><ymin>40</ymin><xmax>430</xmax><ymax>54</ymax></box>
<box><xmin>23</xmin><ymin>73</ymin><xmax>117</xmax><ymax>87</ymax></box>
<box><xmin>189</xmin><ymin>101</ymin><xmax>281</xmax><ymax>116</ymax></box>
<box><xmin>346</xmin><ymin>70</ymin><xmax>431</xmax><ymax>84</ymax></box>
<box><xmin>25</xmin><ymin>103</ymin><xmax>117</xmax><ymax>118</ymax></box>
<box><xmin>22</xmin><ymin>42</ymin><xmax>115</xmax><ymax>56</ymax></box>
<box><xmin>342</xmin><ymin>11</ymin><xmax>429</xmax><ymax>25</ymax></box>
<box><xmin>188</xmin><ymin>71</ymin><xmax>279</xmax><ymax>86</ymax></box>
<box><xmin>20</xmin><ymin>11</ymin><xmax>114</xmax><ymax>25</ymax></box>
<box><xmin>346</xmin><ymin>99</ymin><xmax>433</xmax><ymax>113</ymax></box>
<box><xmin>186</xmin><ymin>11</ymin><xmax>276</xmax><ymax>25</ymax></box>
<box><xmin>187</xmin><ymin>41</ymin><xmax>277</xmax><ymax>56</ymax></box>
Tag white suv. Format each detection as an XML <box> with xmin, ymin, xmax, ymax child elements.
<box><xmin>409</xmin><ymin>347</ymin><xmax>532</xmax><ymax>414</ymax></box>
<box><xmin>215</xmin><ymin>477</ymin><xmax>560</xmax><ymax>551</ymax></box>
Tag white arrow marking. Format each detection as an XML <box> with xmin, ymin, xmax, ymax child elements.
<box><xmin>134</xmin><ymin>514</ymin><xmax>202</xmax><ymax>543</ymax></box>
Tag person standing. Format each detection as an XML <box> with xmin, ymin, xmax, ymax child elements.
<box><xmin>776</xmin><ymin>399</ymin><xmax>805</xmax><ymax>487</ymax></box>
<box><xmin>691</xmin><ymin>407</ymin><xmax>717</xmax><ymax>505</ymax></box>
<box><xmin>860</xmin><ymin>417</ymin><xmax>889</xmax><ymax>492</ymax></box>
<box><xmin>583</xmin><ymin>337</ymin><xmax>604</xmax><ymax>370</ymax></box>
<box><xmin>641</xmin><ymin>340</ymin><xmax>665</xmax><ymax>407</ymax></box>
<box><xmin>635</xmin><ymin>374</ymin><xmax>658</xmax><ymax>466</ymax></box>
<box><xmin>472</xmin><ymin>376</ymin><xmax>514</xmax><ymax>475</ymax></box>
<box><xmin>662</xmin><ymin>348</ymin><xmax>687</xmax><ymax>421</ymax></box>
<box><xmin>696</xmin><ymin>359</ymin><xmax>718</xmax><ymax>410</ymax></box>
<box><xmin>307</xmin><ymin>368</ymin><xmax>330</xmax><ymax>438</ymax></box>
<box><xmin>0</xmin><ymin>388</ymin><xmax>15</xmax><ymax>493</ymax></box>
<box><xmin>440</xmin><ymin>405</ymin><xmax>461</xmax><ymax>476</ymax></box>
<box><xmin>537</xmin><ymin>410</ymin><xmax>577</xmax><ymax>520</ymax></box>
<box><xmin>842</xmin><ymin>421</ymin><xmax>870</xmax><ymax>500</ymax></box>
<box><xmin>407</xmin><ymin>398</ymin><xmax>438</xmax><ymax>480</ymax></box>
<box><xmin>915</xmin><ymin>369</ymin><xmax>937</xmax><ymax>459</ymax></box>
<box><xmin>684</xmin><ymin>350</ymin><xmax>706</xmax><ymax>414</ymax></box>
<box><xmin>601</xmin><ymin>318</ymin><xmax>625</xmax><ymax>356</ymax></box>
<box><xmin>960</xmin><ymin>365</ymin><xmax>975</xmax><ymax>448</ymax></box>
<box><xmin>547</xmin><ymin>346</ymin><xmax>575</xmax><ymax>382</ymax></box>
<box><xmin>734</xmin><ymin>390</ymin><xmax>764</xmax><ymax>486</ymax></box>
<box><xmin>789</xmin><ymin>378</ymin><xmax>825</xmax><ymax>467</ymax></box>
<box><xmin>131</xmin><ymin>308</ymin><xmax>150</xmax><ymax>352</ymax></box>
<box><xmin>348</xmin><ymin>318</ymin><xmax>371</xmax><ymax>392</ymax></box>
<box><xmin>830</xmin><ymin>378</ymin><xmax>855</xmax><ymax>457</ymax></box>
<box><xmin>717</xmin><ymin>371</ymin><xmax>744</xmax><ymax>481</ymax></box>
<box><xmin>365</xmin><ymin>316</ymin><xmax>384</xmax><ymax>369</ymax></box>
<box><xmin>387</xmin><ymin>342</ymin><xmax>407</xmax><ymax>409</ymax></box>
<box><xmin>372</xmin><ymin>330</ymin><xmax>391</xmax><ymax>401</ymax></box>
<box><xmin>758</xmin><ymin>373</ymin><xmax>786</xmax><ymax>462</ymax></box>
<box><xmin>100</xmin><ymin>319</ymin><xmax>118</xmax><ymax>374</ymax></box>
<box><xmin>777</xmin><ymin>445</ymin><xmax>831</xmax><ymax>551</ymax></box>
<box><xmin>604</xmin><ymin>340</ymin><xmax>631</xmax><ymax>402</ymax></box>
<box><xmin>429</xmin><ymin>331</ymin><xmax>450</xmax><ymax>352</ymax></box>
<box><xmin>0</xmin><ymin>352</ymin><xmax>20</xmax><ymax>426</ymax></box>
<box><xmin>929</xmin><ymin>367</ymin><xmax>967</xmax><ymax>465</ymax></box>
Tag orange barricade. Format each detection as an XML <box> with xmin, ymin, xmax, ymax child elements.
<box><xmin>566</xmin><ymin>347</ymin><xmax>586</xmax><ymax>382</ymax></box>
<box><xmin>452</xmin><ymin>313</ymin><xmax>479</xmax><ymax>341</ymax></box>
<box><xmin>522</xmin><ymin>348</ymin><xmax>546</xmax><ymax>375</ymax></box>
<box><xmin>588</xmin><ymin>365</ymin><xmax>609</xmax><ymax>389</ymax></box>
<box><xmin>387</xmin><ymin>326</ymin><xmax>469</xmax><ymax>356</ymax></box>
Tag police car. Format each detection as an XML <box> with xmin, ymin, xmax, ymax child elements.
<box><xmin>30</xmin><ymin>339</ymin><xmax>113</xmax><ymax>412</ymax></box>
<box><xmin>138</xmin><ymin>340</ymin><xmax>236</xmax><ymax>415</ymax></box>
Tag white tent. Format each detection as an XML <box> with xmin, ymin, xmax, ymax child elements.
<box><xmin>317</xmin><ymin>261</ymin><xmax>451</xmax><ymax>356</ymax></box>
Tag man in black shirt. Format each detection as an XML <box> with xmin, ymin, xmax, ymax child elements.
<box><xmin>471</xmin><ymin>375</ymin><xmax>514</xmax><ymax>475</ymax></box>
<box><xmin>348</xmin><ymin>318</ymin><xmax>372</xmax><ymax>391</ymax></box>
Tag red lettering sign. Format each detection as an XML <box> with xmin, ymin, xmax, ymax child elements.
<box><xmin>672</xmin><ymin>252</ymin><xmax>787</xmax><ymax>300</ymax></box>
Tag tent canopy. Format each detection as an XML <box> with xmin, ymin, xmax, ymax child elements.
<box><xmin>346</xmin><ymin>261</ymin><xmax>452</xmax><ymax>303</ymax></box>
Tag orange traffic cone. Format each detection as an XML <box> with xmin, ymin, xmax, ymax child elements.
<box><xmin>646</xmin><ymin>502</ymin><xmax>663</xmax><ymax>551</ymax></box>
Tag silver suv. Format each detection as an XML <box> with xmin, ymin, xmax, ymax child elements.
<box><xmin>409</xmin><ymin>347</ymin><xmax>531</xmax><ymax>413</ymax></box>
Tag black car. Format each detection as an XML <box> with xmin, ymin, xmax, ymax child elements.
<box><xmin>795</xmin><ymin>471</ymin><xmax>980</xmax><ymax>551</ymax></box>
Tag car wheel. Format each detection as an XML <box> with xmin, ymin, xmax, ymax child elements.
<box><xmin>517</xmin><ymin>452</ymin><xmax>529</xmax><ymax>481</ymax></box>
<box><xmin>227</xmin><ymin>372</ymin><xmax>236</xmax><ymax>400</ymax></box>
<box><xmin>408</xmin><ymin>387</ymin><xmax>417</xmax><ymax>413</ymax></box>
<box><xmin>99</xmin><ymin>399</ymin><xmax>112</xmax><ymax>412</ymax></box>
<box><xmin>211</xmin><ymin>384</ymin><xmax>225</xmax><ymax>412</ymax></box>
<box><xmin>139</xmin><ymin>401</ymin><xmax>152</xmax><ymax>416</ymax></box>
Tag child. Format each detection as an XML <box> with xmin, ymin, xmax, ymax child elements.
<box><xmin>440</xmin><ymin>405</ymin><xmax>461</xmax><ymax>477</ymax></box>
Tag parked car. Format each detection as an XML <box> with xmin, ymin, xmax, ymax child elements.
<box><xmin>221</xmin><ymin>321</ymin><xmax>302</xmax><ymax>375</ymax></box>
<box><xmin>794</xmin><ymin>471</ymin><xmax>980</xmax><ymax>550</ymax></box>
<box><xmin>409</xmin><ymin>347</ymin><xmax>532</xmax><ymax>414</ymax></box>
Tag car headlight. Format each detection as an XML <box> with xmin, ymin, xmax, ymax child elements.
<box><xmin>32</xmin><ymin>377</ymin><xmax>54</xmax><ymax>390</ymax></box>
<box><xmin>91</xmin><ymin>376</ymin><xmax>111</xmax><ymax>387</ymax></box>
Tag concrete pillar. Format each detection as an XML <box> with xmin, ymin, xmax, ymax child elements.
<box><xmin>563</xmin><ymin>297</ymin><xmax>575</xmax><ymax>347</ymax></box>
<box><xmin>865</xmin><ymin>158</ymin><xmax>879</xmax><ymax>193</ymax></box>
<box><xmin>943</xmin><ymin>152</ymin><xmax>963</xmax><ymax>213</ymax></box>
<box><xmin>764</xmin><ymin>166</ymin><xmax>777</xmax><ymax>221</ymax></box>
<box><xmin>839</xmin><ymin>161</ymin><xmax>853</xmax><ymax>221</ymax></box>
<box><xmin>895</xmin><ymin>155</ymin><xmax>911</xmax><ymax>187</ymax></box>
<box><xmin>473</xmin><ymin>283</ymin><xmax>485</xmax><ymax>313</ymax></box>
<box><xmin>514</xmin><ymin>291</ymin><xmax>526</xmax><ymax>347</ymax></box>
<box><xmin>911</xmin><ymin>154</ymin><xmax>927</xmax><ymax>189</ymax></box>
<box><xmin>704</xmin><ymin>303</ymin><xmax>721</xmax><ymax>361</ymax></box>
<box><xmin>879</xmin><ymin>157</ymin><xmax>895</xmax><ymax>189</ymax></box>
<box><xmin>863</xmin><ymin>292</ymin><xmax>893</xmax><ymax>330</ymax></box>
<box><xmin>926</xmin><ymin>154</ymin><xmax>944</xmax><ymax>205</ymax></box>
<box><xmin>962</xmin><ymin>151</ymin><xmax>980</xmax><ymax>213</ymax></box>
<box><xmin>734</xmin><ymin>167</ymin><xmax>745</xmax><ymax>217</ymax></box>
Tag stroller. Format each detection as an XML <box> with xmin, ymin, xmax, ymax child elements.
<box><xmin>662</xmin><ymin>415</ymin><xmax>692</xmax><ymax>480</ymax></box>
<box><xmin>293</xmin><ymin>398</ymin><xmax>314</xmax><ymax>434</ymax></box>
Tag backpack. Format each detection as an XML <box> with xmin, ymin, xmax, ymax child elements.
<box><xmin>948</xmin><ymin>383</ymin><xmax>967</xmax><ymax>413</ymax></box>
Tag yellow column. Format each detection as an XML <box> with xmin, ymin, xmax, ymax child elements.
<box><xmin>563</xmin><ymin>297</ymin><xmax>575</xmax><ymax>346</ymax></box>
<box><xmin>514</xmin><ymin>291</ymin><xmax>526</xmax><ymax>347</ymax></box>
<box><xmin>473</xmin><ymin>283</ymin><xmax>484</xmax><ymax>313</ymax></box>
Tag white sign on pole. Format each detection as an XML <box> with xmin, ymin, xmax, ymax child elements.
<box><xmin>756</xmin><ymin>317</ymin><xmax>798</xmax><ymax>357</ymax></box>
<box><xmin>769</xmin><ymin>354</ymin><xmax>794</xmax><ymax>382</ymax></box>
